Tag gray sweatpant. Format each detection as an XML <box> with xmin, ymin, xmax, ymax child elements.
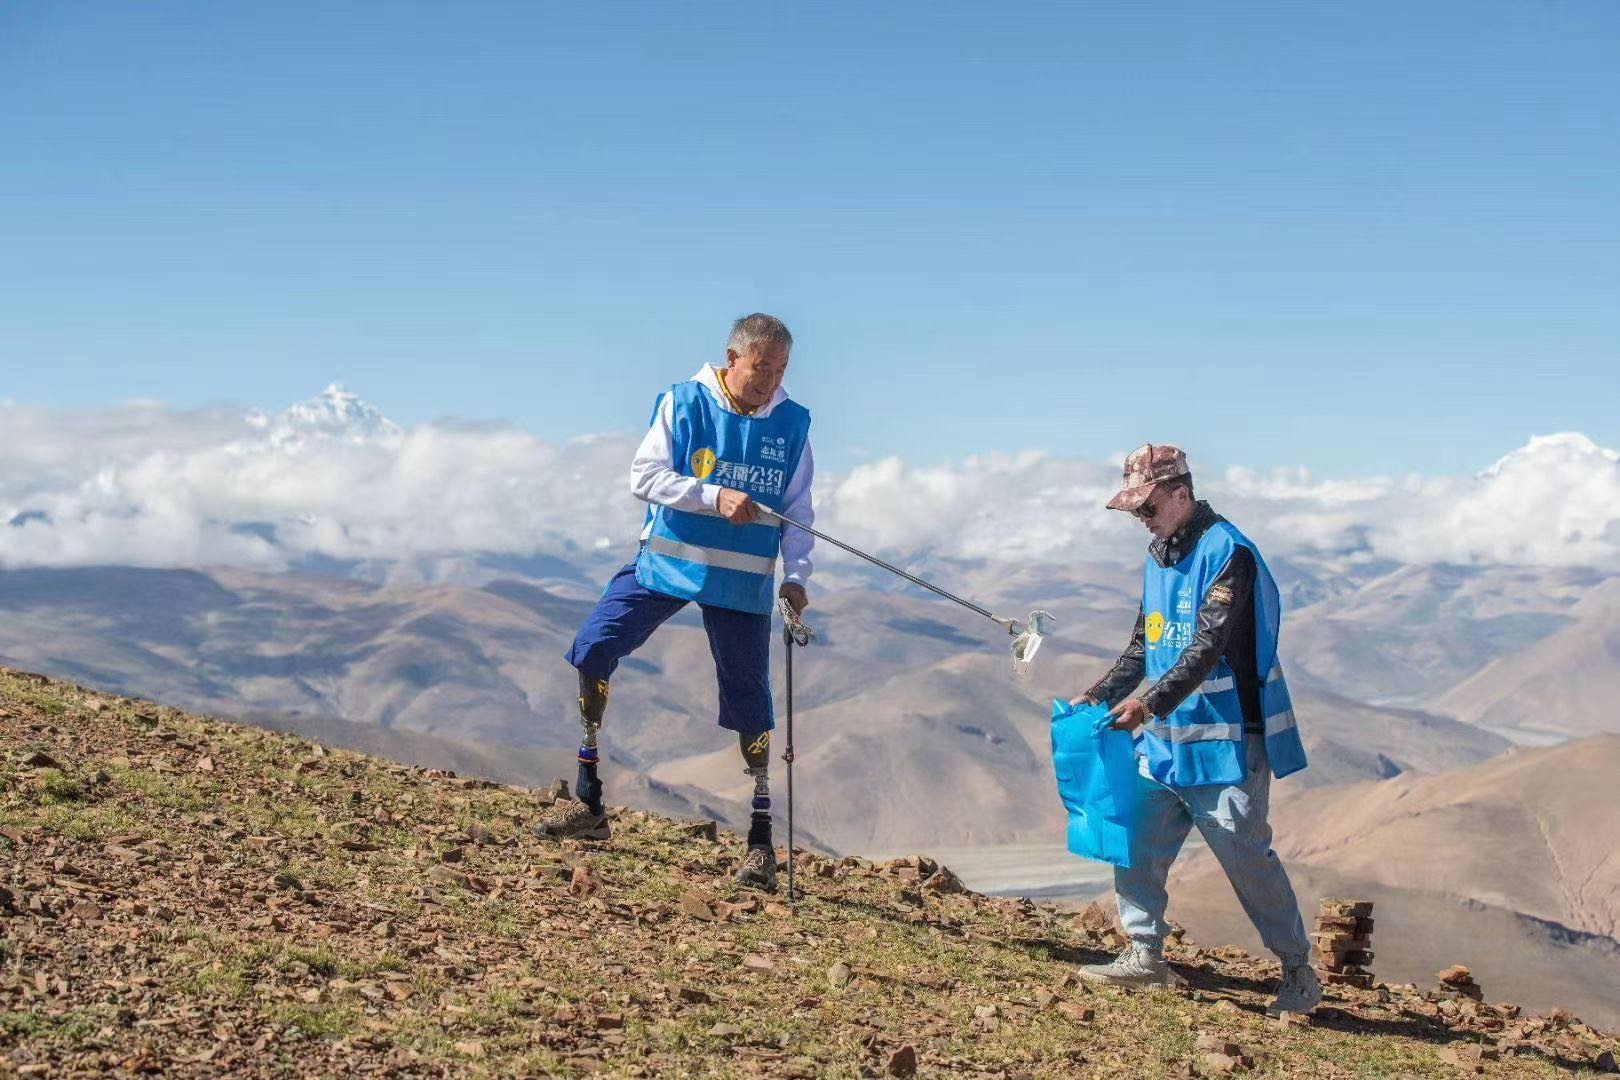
<box><xmin>1113</xmin><ymin>734</ymin><xmax>1310</xmax><ymax>961</ymax></box>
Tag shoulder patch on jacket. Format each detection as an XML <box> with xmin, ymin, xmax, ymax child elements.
<box><xmin>1206</xmin><ymin>583</ymin><xmax>1235</xmax><ymax>606</ymax></box>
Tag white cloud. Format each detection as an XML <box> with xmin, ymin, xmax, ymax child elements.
<box><xmin>817</xmin><ymin>433</ymin><xmax>1620</xmax><ymax>572</ymax></box>
<box><xmin>0</xmin><ymin>386</ymin><xmax>646</xmax><ymax>571</ymax></box>
<box><xmin>2</xmin><ymin>387</ymin><xmax>1616</xmax><ymax>574</ymax></box>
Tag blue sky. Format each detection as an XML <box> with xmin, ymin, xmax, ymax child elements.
<box><xmin>2</xmin><ymin>1</ymin><xmax>1616</xmax><ymax>477</ymax></box>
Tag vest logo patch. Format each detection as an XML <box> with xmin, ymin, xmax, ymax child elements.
<box><xmin>690</xmin><ymin>448</ymin><xmax>717</xmax><ymax>480</ymax></box>
<box><xmin>759</xmin><ymin>434</ymin><xmax>788</xmax><ymax>463</ymax></box>
<box><xmin>1145</xmin><ymin>612</ymin><xmax>1166</xmax><ymax>645</ymax></box>
<box><xmin>1145</xmin><ymin>611</ymin><xmax>1194</xmax><ymax>650</ymax></box>
<box><xmin>712</xmin><ymin>461</ymin><xmax>786</xmax><ymax>497</ymax></box>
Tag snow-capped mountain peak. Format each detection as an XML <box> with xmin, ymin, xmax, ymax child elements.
<box><xmin>265</xmin><ymin>384</ymin><xmax>402</xmax><ymax>449</ymax></box>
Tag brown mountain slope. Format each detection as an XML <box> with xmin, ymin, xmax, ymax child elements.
<box><xmin>1433</xmin><ymin>579</ymin><xmax>1620</xmax><ymax>740</ymax></box>
<box><xmin>4</xmin><ymin>668</ymin><xmax>1616</xmax><ymax>1077</ymax></box>
<box><xmin>1168</xmin><ymin>861</ymin><xmax>1620</xmax><ymax>1034</ymax></box>
<box><xmin>1263</xmin><ymin>736</ymin><xmax>1620</xmax><ymax>940</ymax></box>
<box><xmin>1167</xmin><ymin>737</ymin><xmax>1620</xmax><ymax>1028</ymax></box>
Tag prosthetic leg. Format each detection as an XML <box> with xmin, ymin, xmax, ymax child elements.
<box><xmin>575</xmin><ymin>672</ymin><xmax>608</xmax><ymax>816</ymax></box>
<box><xmin>535</xmin><ymin>672</ymin><xmax>612</xmax><ymax>840</ymax></box>
<box><xmin>733</xmin><ymin>728</ymin><xmax>778</xmax><ymax>891</ymax></box>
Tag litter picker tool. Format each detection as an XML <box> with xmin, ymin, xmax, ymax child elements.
<box><xmin>777</xmin><ymin>595</ymin><xmax>813</xmax><ymax>904</ymax></box>
<box><xmin>755</xmin><ymin>506</ymin><xmax>1053</xmax><ymax>667</ymax></box>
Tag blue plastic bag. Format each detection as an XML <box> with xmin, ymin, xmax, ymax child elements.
<box><xmin>1050</xmin><ymin>700</ymin><xmax>1138</xmax><ymax>868</ymax></box>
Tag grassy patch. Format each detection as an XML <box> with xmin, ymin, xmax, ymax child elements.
<box><xmin>10</xmin><ymin>689</ymin><xmax>66</xmax><ymax>717</ymax></box>
<box><xmin>1</xmin><ymin>801</ymin><xmax>148</xmax><ymax>842</ymax></box>
<box><xmin>450</xmin><ymin>897</ymin><xmax>529</xmax><ymax>941</ymax></box>
<box><xmin>235</xmin><ymin>792</ymin><xmax>331</xmax><ymax>841</ymax></box>
<box><xmin>38</xmin><ymin>770</ymin><xmax>87</xmax><ymax>804</ymax></box>
<box><xmin>105</xmin><ymin>765</ymin><xmax>212</xmax><ymax>812</ymax></box>
<box><xmin>0</xmin><ymin>1009</ymin><xmax>100</xmax><ymax>1042</ymax></box>
<box><xmin>170</xmin><ymin>939</ymin><xmax>289</xmax><ymax>997</ymax></box>
<box><xmin>0</xmin><ymin>1011</ymin><xmax>50</xmax><ymax>1038</ymax></box>
<box><xmin>282</xmin><ymin>944</ymin><xmax>343</xmax><ymax>978</ymax></box>
<box><xmin>268</xmin><ymin>1001</ymin><xmax>365</xmax><ymax>1041</ymax></box>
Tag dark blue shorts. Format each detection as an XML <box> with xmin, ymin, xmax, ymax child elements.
<box><xmin>565</xmin><ymin>563</ymin><xmax>773</xmax><ymax>734</ymax></box>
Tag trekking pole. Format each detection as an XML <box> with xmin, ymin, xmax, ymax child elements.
<box><xmin>778</xmin><ymin>595</ymin><xmax>813</xmax><ymax>904</ymax></box>
<box><xmin>755</xmin><ymin>507</ymin><xmax>1054</xmax><ymax>664</ymax></box>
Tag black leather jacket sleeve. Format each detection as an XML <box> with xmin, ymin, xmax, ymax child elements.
<box><xmin>1141</xmin><ymin>547</ymin><xmax>1257</xmax><ymax>718</ymax></box>
<box><xmin>1082</xmin><ymin>609</ymin><xmax>1147</xmax><ymax>707</ymax></box>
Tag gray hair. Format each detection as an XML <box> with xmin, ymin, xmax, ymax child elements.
<box><xmin>726</xmin><ymin>313</ymin><xmax>793</xmax><ymax>356</ymax></box>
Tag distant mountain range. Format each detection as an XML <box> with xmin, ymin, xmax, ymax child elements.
<box><xmin>1</xmin><ymin>550</ymin><xmax>1611</xmax><ymax>850</ymax></box>
<box><xmin>1433</xmin><ymin>577</ymin><xmax>1620</xmax><ymax>740</ymax></box>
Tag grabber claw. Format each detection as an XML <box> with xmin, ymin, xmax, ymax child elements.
<box><xmin>1009</xmin><ymin>610</ymin><xmax>1055</xmax><ymax>666</ymax></box>
<box><xmin>778</xmin><ymin>596</ymin><xmax>814</xmax><ymax>647</ymax></box>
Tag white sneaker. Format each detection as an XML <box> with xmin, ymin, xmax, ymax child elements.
<box><xmin>1267</xmin><ymin>961</ymin><xmax>1322</xmax><ymax>1016</ymax></box>
<box><xmin>1077</xmin><ymin>942</ymin><xmax>1187</xmax><ymax>989</ymax></box>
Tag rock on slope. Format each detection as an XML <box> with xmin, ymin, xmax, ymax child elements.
<box><xmin>3</xmin><ymin>668</ymin><xmax>1617</xmax><ymax>1077</ymax></box>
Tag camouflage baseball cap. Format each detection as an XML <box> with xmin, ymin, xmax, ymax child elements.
<box><xmin>1106</xmin><ymin>444</ymin><xmax>1189</xmax><ymax>511</ymax></box>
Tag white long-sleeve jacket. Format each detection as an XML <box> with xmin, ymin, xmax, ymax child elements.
<box><xmin>630</xmin><ymin>365</ymin><xmax>816</xmax><ymax>586</ymax></box>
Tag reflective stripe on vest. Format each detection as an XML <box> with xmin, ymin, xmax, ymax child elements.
<box><xmin>1198</xmin><ymin>661</ymin><xmax>1285</xmax><ymax>699</ymax></box>
<box><xmin>1141</xmin><ymin>720</ymin><xmax>1243</xmax><ymax>744</ymax></box>
<box><xmin>644</xmin><ymin>536</ymin><xmax>777</xmax><ymax>577</ymax></box>
<box><xmin>1264</xmin><ymin>706</ymin><xmax>1297</xmax><ymax>736</ymax></box>
<box><xmin>1263</xmin><ymin>665</ymin><xmax>1296</xmax><ymax>734</ymax></box>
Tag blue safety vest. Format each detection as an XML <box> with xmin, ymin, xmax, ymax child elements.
<box><xmin>634</xmin><ymin>378</ymin><xmax>811</xmax><ymax>614</ymax></box>
<box><xmin>1137</xmin><ymin>521</ymin><xmax>1308</xmax><ymax>787</ymax></box>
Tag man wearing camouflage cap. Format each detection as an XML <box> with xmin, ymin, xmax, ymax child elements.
<box><xmin>1072</xmin><ymin>444</ymin><xmax>1321</xmax><ymax>1017</ymax></box>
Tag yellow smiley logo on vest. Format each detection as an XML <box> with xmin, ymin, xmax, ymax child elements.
<box><xmin>690</xmin><ymin>448</ymin><xmax>716</xmax><ymax>480</ymax></box>
<box><xmin>1145</xmin><ymin>611</ymin><xmax>1166</xmax><ymax>645</ymax></box>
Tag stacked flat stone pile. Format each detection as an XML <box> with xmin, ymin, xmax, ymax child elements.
<box><xmin>1434</xmin><ymin>965</ymin><xmax>1485</xmax><ymax>1002</ymax></box>
<box><xmin>1311</xmin><ymin>898</ymin><xmax>1376</xmax><ymax>988</ymax></box>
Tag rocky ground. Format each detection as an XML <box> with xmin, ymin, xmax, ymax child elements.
<box><xmin>2</xmin><ymin>667</ymin><xmax>1617</xmax><ymax>1078</ymax></box>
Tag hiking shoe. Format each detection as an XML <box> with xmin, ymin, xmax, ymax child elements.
<box><xmin>534</xmin><ymin>799</ymin><xmax>610</xmax><ymax>841</ymax></box>
<box><xmin>1267</xmin><ymin>961</ymin><xmax>1322</xmax><ymax>1017</ymax></box>
<box><xmin>1077</xmin><ymin>942</ymin><xmax>1187</xmax><ymax>989</ymax></box>
<box><xmin>734</xmin><ymin>845</ymin><xmax>778</xmax><ymax>892</ymax></box>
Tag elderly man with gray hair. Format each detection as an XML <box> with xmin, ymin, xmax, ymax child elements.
<box><xmin>536</xmin><ymin>314</ymin><xmax>814</xmax><ymax>892</ymax></box>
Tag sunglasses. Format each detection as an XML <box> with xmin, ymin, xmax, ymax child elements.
<box><xmin>1132</xmin><ymin>484</ymin><xmax>1181</xmax><ymax>520</ymax></box>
